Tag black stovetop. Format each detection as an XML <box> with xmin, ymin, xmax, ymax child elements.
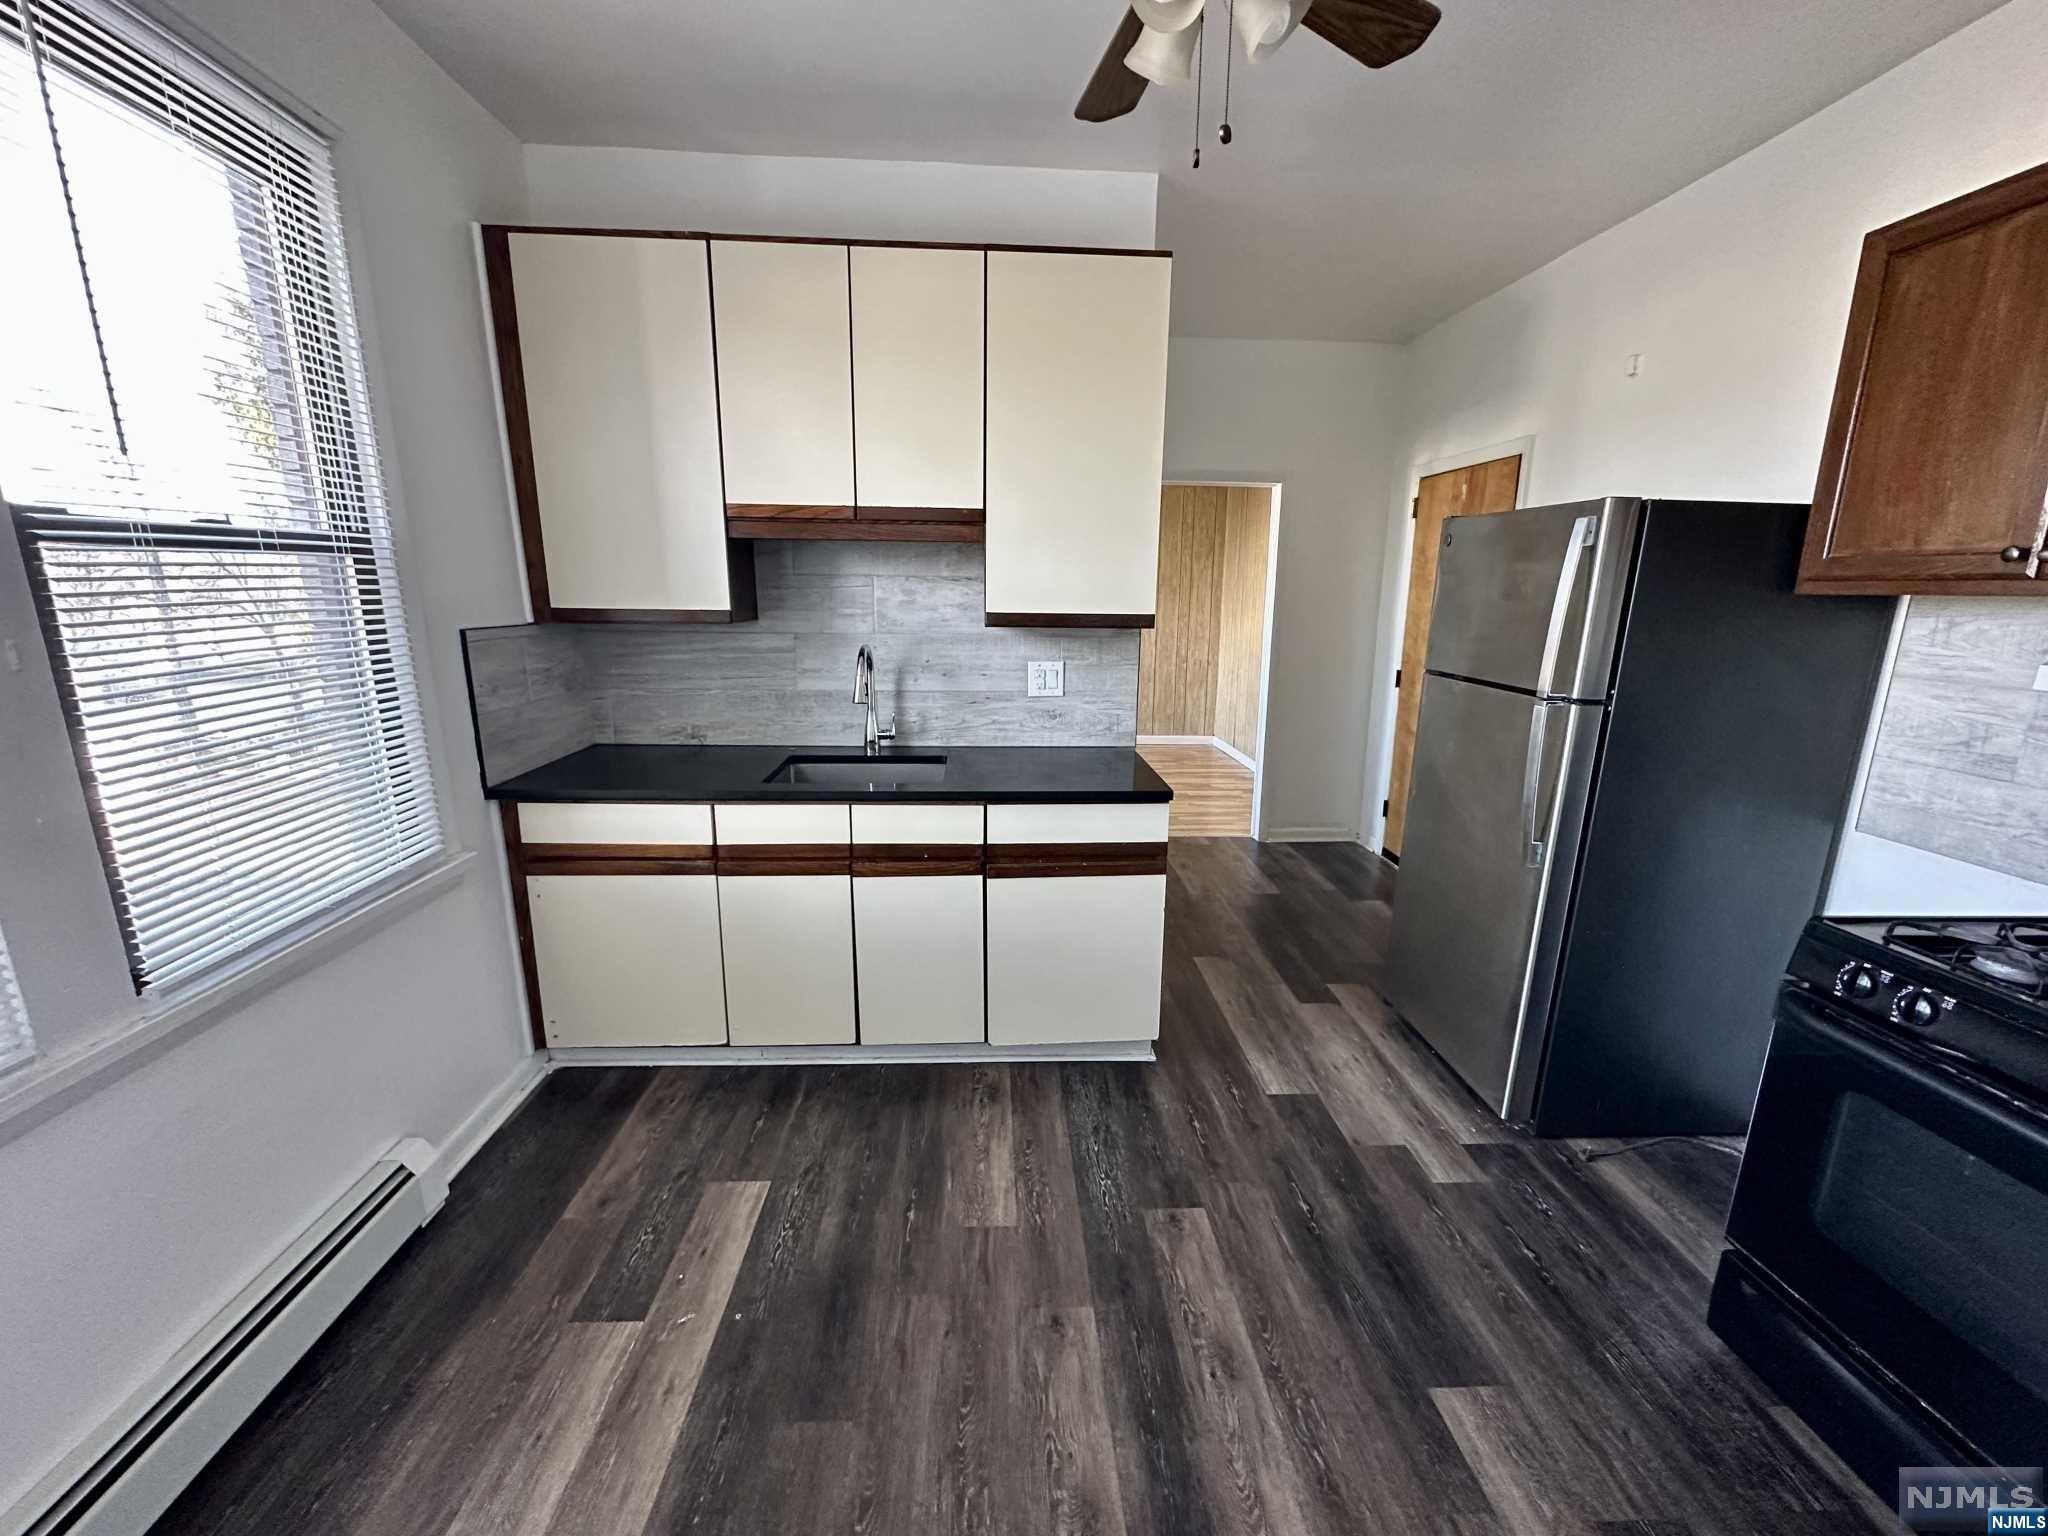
<box><xmin>1791</xmin><ymin>916</ymin><xmax>2048</xmax><ymax>1107</ymax></box>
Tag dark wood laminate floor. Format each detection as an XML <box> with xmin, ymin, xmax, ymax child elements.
<box><xmin>157</xmin><ymin>839</ymin><xmax>1904</xmax><ymax>1536</ymax></box>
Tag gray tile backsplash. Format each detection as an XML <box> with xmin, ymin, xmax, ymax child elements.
<box><xmin>464</xmin><ymin>622</ymin><xmax>599</xmax><ymax>783</ymax></box>
<box><xmin>463</xmin><ymin>542</ymin><xmax>1140</xmax><ymax>781</ymax></box>
<box><xmin>1857</xmin><ymin>598</ymin><xmax>2048</xmax><ymax>884</ymax></box>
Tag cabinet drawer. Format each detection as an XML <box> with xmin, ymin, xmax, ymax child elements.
<box><xmin>720</xmin><ymin>873</ymin><xmax>857</xmax><ymax>1045</ymax></box>
<box><xmin>528</xmin><ymin>873</ymin><xmax>727</xmax><ymax>1047</ymax></box>
<box><xmin>987</xmin><ymin>874</ymin><xmax>1165</xmax><ymax>1044</ymax></box>
<box><xmin>986</xmin><ymin>802</ymin><xmax>1169</xmax><ymax>845</ymax></box>
<box><xmin>851</xmin><ymin>803</ymin><xmax>984</xmax><ymax>845</ymax></box>
<box><xmin>714</xmin><ymin>802</ymin><xmax>851</xmax><ymax>846</ymax></box>
<box><xmin>855</xmin><ymin>874</ymin><xmax>984</xmax><ymax>1045</ymax></box>
<box><xmin>518</xmin><ymin>802</ymin><xmax>712</xmax><ymax>847</ymax></box>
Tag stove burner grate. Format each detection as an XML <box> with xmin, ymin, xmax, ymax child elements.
<box><xmin>1879</xmin><ymin>919</ymin><xmax>2048</xmax><ymax>999</ymax></box>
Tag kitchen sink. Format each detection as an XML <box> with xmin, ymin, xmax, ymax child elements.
<box><xmin>764</xmin><ymin>754</ymin><xmax>948</xmax><ymax>789</ymax></box>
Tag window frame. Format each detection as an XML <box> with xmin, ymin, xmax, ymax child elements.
<box><xmin>0</xmin><ymin>0</ymin><xmax>460</xmax><ymax>1006</ymax></box>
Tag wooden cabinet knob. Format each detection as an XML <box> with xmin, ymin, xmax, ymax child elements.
<box><xmin>2001</xmin><ymin>546</ymin><xmax>2029</xmax><ymax>562</ymax></box>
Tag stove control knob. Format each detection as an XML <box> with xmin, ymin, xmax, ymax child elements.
<box><xmin>1836</xmin><ymin>962</ymin><xmax>1880</xmax><ymax>1000</ymax></box>
<box><xmin>1897</xmin><ymin>988</ymin><xmax>1941</xmax><ymax>1027</ymax></box>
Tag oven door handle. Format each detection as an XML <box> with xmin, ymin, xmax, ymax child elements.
<box><xmin>1774</xmin><ymin>986</ymin><xmax>2048</xmax><ymax>1148</ymax></box>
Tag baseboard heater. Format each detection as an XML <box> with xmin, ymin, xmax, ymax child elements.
<box><xmin>5</xmin><ymin>1144</ymin><xmax>442</xmax><ymax>1536</ymax></box>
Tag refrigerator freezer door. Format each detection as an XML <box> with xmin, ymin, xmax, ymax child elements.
<box><xmin>1384</xmin><ymin>675</ymin><xmax>1603</xmax><ymax>1119</ymax></box>
<box><xmin>1424</xmin><ymin>497</ymin><xmax>1640</xmax><ymax>699</ymax></box>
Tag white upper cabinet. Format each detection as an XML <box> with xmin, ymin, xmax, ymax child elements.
<box><xmin>850</xmin><ymin>246</ymin><xmax>984</xmax><ymax>511</ymax></box>
<box><xmin>502</xmin><ymin>232</ymin><xmax>733</xmax><ymax>615</ymax></box>
<box><xmin>711</xmin><ymin>240</ymin><xmax>855</xmax><ymax>508</ymax></box>
<box><xmin>984</xmin><ymin>250</ymin><xmax>1172</xmax><ymax>621</ymax></box>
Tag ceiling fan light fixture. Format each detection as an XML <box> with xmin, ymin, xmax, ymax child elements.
<box><xmin>1130</xmin><ymin>0</ymin><xmax>1206</xmax><ymax>32</ymax></box>
<box><xmin>1124</xmin><ymin>17</ymin><xmax>1202</xmax><ymax>84</ymax></box>
<box><xmin>1232</xmin><ymin>0</ymin><xmax>1311</xmax><ymax>60</ymax></box>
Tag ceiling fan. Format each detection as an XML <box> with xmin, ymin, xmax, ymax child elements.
<box><xmin>1075</xmin><ymin>0</ymin><xmax>1441</xmax><ymax>126</ymax></box>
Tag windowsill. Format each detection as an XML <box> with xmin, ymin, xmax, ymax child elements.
<box><xmin>0</xmin><ymin>850</ymin><xmax>479</xmax><ymax>1147</ymax></box>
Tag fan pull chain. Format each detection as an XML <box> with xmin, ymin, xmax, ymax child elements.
<box><xmin>1219</xmin><ymin>0</ymin><xmax>1234</xmax><ymax>145</ymax></box>
<box><xmin>1191</xmin><ymin>14</ymin><xmax>1204</xmax><ymax>168</ymax></box>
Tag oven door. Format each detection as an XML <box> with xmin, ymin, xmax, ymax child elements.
<box><xmin>1727</xmin><ymin>985</ymin><xmax>2048</xmax><ymax>1465</ymax></box>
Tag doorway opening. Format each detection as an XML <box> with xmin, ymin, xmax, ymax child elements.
<box><xmin>1378</xmin><ymin>443</ymin><xmax>1528</xmax><ymax>860</ymax></box>
<box><xmin>1137</xmin><ymin>482</ymin><xmax>1279</xmax><ymax>839</ymax></box>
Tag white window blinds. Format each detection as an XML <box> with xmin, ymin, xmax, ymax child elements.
<box><xmin>1</xmin><ymin>0</ymin><xmax>441</xmax><ymax>992</ymax></box>
<box><xmin>0</xmin><ymin>923</ymin><xmax>32</xmax><ymax>1074</ymax></box>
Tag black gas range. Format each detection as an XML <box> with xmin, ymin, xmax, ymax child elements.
<box><xmin>1710</xmin><ymin>917</ymin><xmax>2048</xmax><ymax>1509</ymax></box>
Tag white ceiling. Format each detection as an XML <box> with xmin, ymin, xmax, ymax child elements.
<box><xmin>372</xmin><ymin>0</ymin><xmax>2006</xmax><ymax>341</ymax></box>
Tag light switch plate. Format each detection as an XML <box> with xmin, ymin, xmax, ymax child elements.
<box><xmin>2034</xmin><ymin>663</ymin><xmax>2048</xmax><ymax>693</ymax></box>
<box><xmin>1027</xmin><ymin>660</ymin><xmax>1064</xmax><ymax>698</ymax></box>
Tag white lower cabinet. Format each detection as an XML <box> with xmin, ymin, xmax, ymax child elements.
<box><xmin>987</xmin><ymin>874</ymin><xmax>1166</xmax><ymax>1045</ymax></box>
<box><xmin>854</xmin><ymin>877</ymin><xmax>984</xmax><ymax>1045</ymax></box>
<box><xmin>528</xmin><ymin>874</ymin><xmax>727</xmax><ymax>1046</ymax></box>
<box><xmin>719</xmin><ymin>875</ymin><xmax>858</xmax><ymax>1045</ymax></box>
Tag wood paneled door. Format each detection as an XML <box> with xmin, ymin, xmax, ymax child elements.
<box><xmin>1799</xmin><ymin>157</ymin><xmax>2048</xmax><ymax>594</ymax></box>
<box><xmin>1384</xmin><ymin>453</ymin><xmax>1521</xmax><ymax>858</ymax></box>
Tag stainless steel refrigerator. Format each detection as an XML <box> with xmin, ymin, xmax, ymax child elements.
<box><xmin>1383</xmin><ymin>498</ymin><xmax>1892</xmax><ymax>1137</ymax></box>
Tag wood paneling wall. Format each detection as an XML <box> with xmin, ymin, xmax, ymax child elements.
<box><xmin>1214</xmin><ymin>488</ymin><xmax>1272</xmax><ymax>758</ymax></box>
<box><xmin>1138</xmin><ymin>486</ymin><xmax>1271</xmax><ymax>758</ymax></box>
<box><xmin>1139</xmin><ymin>487</ymin><xmax>1226</xmax><ymax>736</ymax></box>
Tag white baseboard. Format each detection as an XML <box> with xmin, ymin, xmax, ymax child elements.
<box><xmin>1137</xmin><ymin>734</ymin><xmax>1256</xmax><ymax>771</ymax></box>
<box><xmin>1266</xmin><ymin>826</ymin><xmax>1359</xmax><ymax>843</ymax></box>
<box><xmin>548</xmin><ymin>1040</ymin><xmax>1156</xmax><ymax>1067</ymax></box>
<box><xmin>425</xmin><ymin>1052</ymin><xmax>549</xmax><ymax>1194</ymax></box>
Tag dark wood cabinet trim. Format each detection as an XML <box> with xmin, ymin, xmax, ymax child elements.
<box><xmin>729</xmin><ymin>503</ymin><xmax>856</xmax><ymax>520</ymax></box>
<box><xmin>549</xmin><ymin>606</ymin><xmax>748</xmax><ymax>624</ymax></box>
<box><xmin>1800</xmin><ymin>158</ymin><xmax>2048</xmax><ymax>595</ymax></box>
<box><xmin>497</xmin><ymin>802</ymin><xmax>547</xmax><ymax>1049</ymax></box>
<box><xmin>855</xmin><ymin>505</ymin><xmax>984</xmax><ymax>523</ymax></box>
<box><xmin>480</xmin><ymin>227</ymin><xmax>553</xmax><ymax>621</ymax></box>
<box><xmin>985</xmin><ymin>842</ymin><xmax>1169</xmax><ymax>878</ymax></box>
<box><xmin>717</xmin><ymin>844</ymin><xmax>854</xmax><ymax>876</ymax></box>
<box><xmin>523</xmin><ymin>841</ymin><xmax>717</xmax><ymax>861</ymax></box>
<box><xmin>524</xmin><ymin>854</ymin><xmax>716</xmax><ymax>876</ymax></box>
<box><xmin>852</xmin><ymin>845</ymin><xmax>986</xmax><ymax>877</ymax></box>
<box><xmin>482</xmin><ymin>225</ymin><xmax>1170</xmax><ymax>259</ymax></box>
<box><xmin>727</xmin><ymin>514</ymin><xmax>983</xmax><ymax>543</ymax></box>
<box><xmin>985</xmin><ymin>611</ymin><xmax>1156</xmax><ymax>629</ymax></box>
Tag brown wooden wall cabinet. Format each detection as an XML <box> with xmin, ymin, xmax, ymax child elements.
<box><xmin>1799</xmin><ymin>159</ymin><xmax>2048</xmax><ymax>595</ymax></box>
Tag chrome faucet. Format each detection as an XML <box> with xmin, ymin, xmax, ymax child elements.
<box><xmin>852</xmin><ymin>644</ymin><xmax>896</xmax><ymax>755</ymax></box>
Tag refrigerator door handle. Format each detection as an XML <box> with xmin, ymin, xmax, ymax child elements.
<box><xmin>1522</xmin><ymin>701</ymin><xmax>1554</xmax><ymax>867</ymax></box>
<box><xmin>1535</xmin><ymin>513</ymin><xmax>1600</xmax><ymax>699</ymax></box>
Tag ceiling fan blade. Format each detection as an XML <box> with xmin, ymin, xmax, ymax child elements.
<box><xmin>1300</xmin><ymin>0</ymin><xmax>1440</xmax><ymax>68</ymax></box>
<box><xmin>1075</xmin><ymin>9</ymin><xmax>1150</xmax><ymax>122</ymax></box>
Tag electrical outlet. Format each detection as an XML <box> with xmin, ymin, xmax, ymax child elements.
<box><xmin>1027</xmin><ymin>660</ymin><xmax>1064</xmax><ymax>698</ymax></box>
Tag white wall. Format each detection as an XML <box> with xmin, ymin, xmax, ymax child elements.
<box><xmin>524</xmin><ymin>144</ymin><xmax>1157</xmax><ymax>247</ymax></box>
<box><xmin>0</xmin><ymin>0</ymin><xmax>534</xmax><ymax>1508</ymax></box>
<box><xmin>1372</xmin><ymin>0</ymin><xmax>2048</xmax><ymax>912</ymax></box>
<box><xmin>1166</xmin><ymin>339</ymin><xmax>1409</xmax><ymax>839</ymax></box>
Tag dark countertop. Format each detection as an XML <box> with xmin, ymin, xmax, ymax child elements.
<box><xmin>486</xmin><ymin>743</ymin><xmax>1173</xmax><ymax>804</ymax></box>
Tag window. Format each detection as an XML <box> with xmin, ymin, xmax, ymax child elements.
<box><xmin>0</xmin><ymin>922</ymin><xmax>32</xmax><ymax>1073</ymax></box>
<box><xmin>1</xmin><ymin>0</ymin><xmax>440</xmax><ymax>993</ymax></box>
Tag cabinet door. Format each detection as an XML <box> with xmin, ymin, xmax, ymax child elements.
<box><xmin>1800</xmin><ymin>161</ymin><xmax>2048</xmax><ymax>595</ymax></box>
<box><xmin>719</xmin><ymin>875</ymin><xmax>857</xmax><ymax>1045</ymax></box>
<box><xmin>528</xmin><ymin>874</ymin><xmax>727</xmax><ymax>1046</ymax></box>
<box><xmin>852</xmin><ymin>802</ymin><xmax>985</xmax><ymax>1045</ymax></box>
<box><xmin>851</xmin><ymin>246</ymin><xmax>983</xmax><ymax>511</ymax></box>
<box><xmin>987</xmin><ymin>874</ymin><xmax>1165</xmax><ymax>1044</ymax></box>
<box><xmin>497</xmin><ymin>232</ymin><xmax>735</xmax><ymax>617</ymax></box>
<box><xmin>985</xmin><ymin>251</ymin><xmax>1172</xmax><ymax>623</ymax></box>
<box><xmin>711</xmin><ymin>240</ymin><xmax>855</xmax><ymax>509</ymax></box>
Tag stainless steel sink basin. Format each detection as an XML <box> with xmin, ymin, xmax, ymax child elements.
<box><xmin>765</xmin><ymin>754</ymin><xmax>948</xmax><ymax>789</ymax></box>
